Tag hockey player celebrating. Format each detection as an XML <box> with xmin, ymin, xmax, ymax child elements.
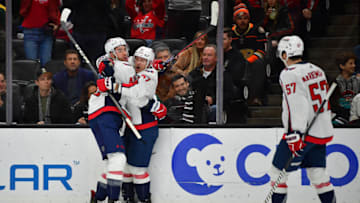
<box><xmin>122</xmin><ymin>46</ymin><xmax>166</xmax><ymax>203</ymax></box>
<box><xmin>88</xmin><ymin>37</ymin><xmax>135</xmax><ymax>203</ymax></box>
<box><xmin>95</xmin><ymin>46</ymin><xmax>167</xmax><ymax>203</ymax></box>
<box><xmin>268</xmin><ymin>35</ymin><xmax>336</xmax><ymax>203</ymax></box>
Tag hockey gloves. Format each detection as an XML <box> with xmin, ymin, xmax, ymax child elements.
<box><xmin>151</xmin><ymin>100</ymin><xmax>167</xmax><ymax>120</ymax></box>
<box><xmin>97</xmin><ymin>56</ymin><xmax>115</xmax><ymax>76</ymax></box>
<box><xmin>97</xmin><ymin>77</ymin><xmax>120</xmax><ymax>94</ymax></box>
<box><xmin>152</xmin><ymin>59</ymin><xmax>166</xmax><ymax>72</ymax></box>
<box><xmin>285</xmin><ymin>131</ymin><xmax>306</xmax><ymax>157</ymax></box>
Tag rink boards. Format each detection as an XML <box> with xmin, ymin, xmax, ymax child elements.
<box><xmin>0</xmin><ymin>128</ymin><xmax>359</xmax><ymax>203</ymax></box>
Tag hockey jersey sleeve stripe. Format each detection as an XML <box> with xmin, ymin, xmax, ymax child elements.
<box><xmin>304</xmin><ymin>135</ymin><xmax>333</xmax><ymax>145</ymax></box>
<box><xmin>134</xmin><ymin>120</ymin><xmax>158</xmax><ymax>130</ymax></box>
<box><xmin>88</xmin><ymin>106</ymin><xmax>127</xmax><ymax>120</ymax></box>
<box><xmin>122</xmin><ymin>80</ymin><xmax>139</xmax><ymax>88</ymax></box>
<box><xmin>247</xmin><ymin>54</ymin><xmax>259</xmax><ymax>63</ymax></box>
<box><xmin>281</xmin><ymin>134</ymin><xmax>333</xmax><ymax>145</ymax></box>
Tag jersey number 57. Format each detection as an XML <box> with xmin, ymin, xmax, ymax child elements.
<box><xmin>309</xmin><ymin>80</ymin><xmax>330</xmax><ymax>113</ymax></box>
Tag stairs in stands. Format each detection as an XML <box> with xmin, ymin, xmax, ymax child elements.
<box><xmin>307</xmin><ymin>0</ymin><xmax>360</xmax><ymax>82</ymax></box>
<box><xmin>246</xmin><ymin>83</ymin><xmax>282</xmax><ymax>126</ymax></box>
<box><xmin>245</xmin><ymin>0</ymin><xmax>360</xmax><ymax>126</ymax></box>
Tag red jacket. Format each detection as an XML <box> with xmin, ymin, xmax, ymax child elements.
<box><xmin>126</xmin><ymin>0</ymin><xmax>165</xmax><ymax>40</ymax></box>
<box><xmin>20</xmin><ymin>0</ymin><xmax>60</xmax><ymax>28</ymax></box>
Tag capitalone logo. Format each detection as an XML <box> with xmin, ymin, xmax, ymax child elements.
<box><xmin>171</xmin><ymin>133</ymin><xmax>226</xmax><ymax>195</ymax></box>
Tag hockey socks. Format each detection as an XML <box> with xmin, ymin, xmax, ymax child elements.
<box><xmin>107</xmin><ymin>179</ymin><xmax>122</xmax><ymax>200</ymax></box>
<box><xmin>95</xmin><ymin>181</ymin><xmax>108</xmax><ymax>201</ymax></box>
<box><xmin>272</xmin><ymin>192</ymin><xmax>287</xmax><ymax>203</ymax></box>
<box><xmin>134</xmin><ymin>182</ymin><xmax>151</xmax><ymax>202</ymax></box>
<box><xmin>122</xmin><ymin>182</ymin><xmax>135</xmax><ymax>202</ymax></box>
<box><xmin>319</xmin><ymin>190</ymin><xmax>336</xmax><ymax>203</ymax></box>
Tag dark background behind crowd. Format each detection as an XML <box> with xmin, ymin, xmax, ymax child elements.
<box><xmin>0</xmin><ymin>0</ymin><xmax>359</xmax><ymax>126</ymax></box>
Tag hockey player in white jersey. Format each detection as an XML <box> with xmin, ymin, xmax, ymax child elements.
<box><xmin>269</xmin><ymin>35</ymin><xmax>336</xmax><ymax>203</ymax></box>
<box><xmin>88</xmin><ymin>37</ymin><xmax>135</xmax><ymax>203</ymax></box>
<box><xmin>96</xmin><ymin>46</ymin><xmax>167</xmax><ymax>203</ymax></box>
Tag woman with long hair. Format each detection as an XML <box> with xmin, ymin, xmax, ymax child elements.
<box><xmin>172</xmin><ymin>30</ymin><xmax>209</xmax><ymax>76</ymax></box>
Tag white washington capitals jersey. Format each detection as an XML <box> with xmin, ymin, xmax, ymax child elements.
<box><xmin>88</xmin><ymin>60</ymin><xmax>136</xmax><ymax>118</ymax></box>
<box><xmin>121</xmin><ymin>67</ymin><xmax>158</xmax><ymax>125</ymax></box>
<box><xmin>279</xmin><ymin>61</ymin><xmax>334</xmax><ymax>144</ymax></box>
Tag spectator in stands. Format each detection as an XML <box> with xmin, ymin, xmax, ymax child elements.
<box><xmin>172</xmin><ymin>31</ymin><xmax>208</xmax><ymax>76</ymax></box>
<box><xmin>349</xmin><ymin>93</ymin><xmax>360</xmax><ymax>125</ymax></box>
<box><xmin>262</xmin><ymin>0</ymin><xmax>295</xmax><ymax>79</ymax></box>
<box><xmin>331</xmin><ymin>52</ymin><xmax>360</xmax><ymax>126</ymax></box>
<box><xmin>20</xmin><ymin>0</ymin><xmax>60</xmax><ymax>66</ymax></box>
<box><xmin>188</xmin><ymin>44</ymin><xmax>234</xmax><ymax>123</ymax></box>
<box><xmin>0</xmin><ymin>72</ymin><xmax>22</xmax><ymax>123</ymax></box>
<box><xmin>0</xmin><ymin>2</ymin><xmax>4</xmax><ymax>31</ymax></box>
<box><xmin>107</xmin><ymin>0</ymin><xmax>128</xmax><ymax>38</ymax></box>
<box><xmin>234</xmin><ymin>0</ymin><xmax>265</xmax><ymax>26</ymax></box>
<box><xmin>223</xmin><ymin>28</ymin><xmax>248</xmax><ymax>123</ymax></box>
<box><xmin>232</xmin><ymin>3</ymin><xmax>267</xmax><ymax>105</ymax></box>
<box><xmin>164</xmin><ymin>74</ymin><xmax>208</xmax><ymax>124</ymax></box>
<box><xmin>53</xmin><ymin>49</ymin><xmax>96</xmax><ymax>106</ymax></box>
<box><xmin>166</xmin><ymin>0</ymin><xmax>202</xmax><ymax>43</ymax></box>
<box><xmin>62</xmin><ymin>0</ymin><xmax>111</xmax><ymax>63</ymax></box>
<box><xmin>0</xmin><ymin>2</ymin><xmax>4</xmax><ymax>64</ymax></box>
<box><xmin>72</xmin><ymin>81</ymin><xmax>96</xmax><ymax>125</ymax></box>
<box><xmin>278</xmin><ymin>0</ymin><xmax>323</xmax><ymax>43</ymax></box>
<box><xmin>126</xmin><ymin>0</ymin><xmax>165</xmax><ymax>46</ymax></box>
<box><xmin>154</xmin><ymin>45</ymin><xmax>177</xmax><ymax>102</ymax></box>
<box><xmin>354</xmin><ymin>45</ymin><xmax>360</xmax><ymax>76</ymax></box>
<box><xmin>23</xmin><ymin>68</ymin><xmax>73</xmax><ymax>124</ymax></box>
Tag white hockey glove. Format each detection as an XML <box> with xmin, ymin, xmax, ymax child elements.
<box><xmin>285</xmin><ymin>131</ymin><xmax>306</xmax><ymax>157</ymax></box>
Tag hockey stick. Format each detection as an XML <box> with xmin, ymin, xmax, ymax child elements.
<box><xmin>60</xmin><ymin>8</ymin><xmax>143</xmax><ymax>140</ymax></box>
<box><xmin>163</xmin><ymin>1</ymin><xmax>219</xmax><ymax>66</ymax></box>
<box><xmin>264</xmin><ymin>82</ymin><xmax>337</xmax><ymax>203</ymax></box>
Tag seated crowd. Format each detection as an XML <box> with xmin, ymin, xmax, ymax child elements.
<box><xmin>1</xmin><ymin>0</ymin><xmax>359</xmax><ymax>125</ymax></box>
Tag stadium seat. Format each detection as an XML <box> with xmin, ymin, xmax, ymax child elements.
<box><xmin>23</xmin><ymin>82</ymin><xmax>36</xmax><ymax>101</ymax></box>
<box><xmin>157</xmin><ymin>39</ymin><xmax>187</xmax><ymax>53</ymax></box>
<box><xmin>199</xmin><ymin>16</ymin><xmax>210</xmax><ymax>30</ymax></box>
<box><xmin>12</xmin><ymin>39</ymin><xmax>25</xmax><ymax>60</ymax></box>
<box><xmin>125</xmin><ymin>39</ymin><xmax>147</xmax><ymax>55</ymax></box>
<box><xmin>52</xmin><ymin>39</ymin><xmax>70</xmax><ymax>60</ymax></box>
<box><xmin>12</xmin><ymin>59</ymin><xmax>40</xmax><ymax>84</ymax></box>
<box><xmin>44</xmin><ymin>60</ymin><xmax>66</xmax><ymax>75</ymax></box>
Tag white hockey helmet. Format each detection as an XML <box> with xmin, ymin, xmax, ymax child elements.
<box><xmin>277</xmin><ymin>35</ymin><xmax>304</xmax><ymax>63</ymax></box>
<box><xmin>104</xmin><ymin>37</ymin><xmax>129</xmax><ymax>55</ymax></box>
<box><xmin>134</xmin><ymin>46</ymin><xmax>155</xmax><ymax>68</ymax></box>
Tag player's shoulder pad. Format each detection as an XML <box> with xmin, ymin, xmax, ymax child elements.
<box><xmin>140</xmin><ymin>67</ymin><xmax>158</xmax><ymax>80</ymax></box>
<box><xmin>279</xmin><ymin>66</ymin><xmax>298</xmax><ymax>81</ymax></box>
<box><xmin>114</xmin><ymin>60</ymin><xmax>133</xmax><ymax>68</ymax></box>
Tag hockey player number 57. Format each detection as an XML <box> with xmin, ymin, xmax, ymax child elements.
<box><xmin>309</xmin><ymin>80</ymin><xmax>330</xmax><ymax>113</ymax></box>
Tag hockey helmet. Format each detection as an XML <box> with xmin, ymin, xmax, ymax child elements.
<box><xmin>104</xmin><ymin>37</ymin><xmax>129</xmax><ymax>55</ymax></box>
<box><xmin>277</xmin><ymin>35</ymin><xmax>304</xmax><ymax>62</ymax></box>
<box><xmin>134</xmin><ymin>46</ymin><xmax>155</xmax><ymax>68</ymax></box>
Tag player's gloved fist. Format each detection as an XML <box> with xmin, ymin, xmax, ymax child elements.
<box><xmin>151</xmin><ymin>101</ymin><xmax>167</xmax><ymax>120</ymax></box>
<box><xmin>97</xmin><ymin>57</ymin><xmax>114</xmax><ymax>76</ymax></box>
<box><xmin>285</xmin><ymin>131</ymin><xmax>306</xmax><ymax>157</ymax></box>
<box><xmin>152</xmin><ymin>59</ymin><xmax>166</xmax><ymax>72</ymax></box>
<box><xmin>96</xmin><ymin>77</ymin><xmax>116</xmax><ymax>93</ymax></box>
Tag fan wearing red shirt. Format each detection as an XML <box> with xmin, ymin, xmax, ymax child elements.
<box><xmin>20</xmin><ymin>0</ymin><xmax>60</xmax><ymax>66</ymax></box>
<box><xmin>126</xmin><ymin>0</ymin><xmax>165</xmax><ymax>46</ymax></box>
